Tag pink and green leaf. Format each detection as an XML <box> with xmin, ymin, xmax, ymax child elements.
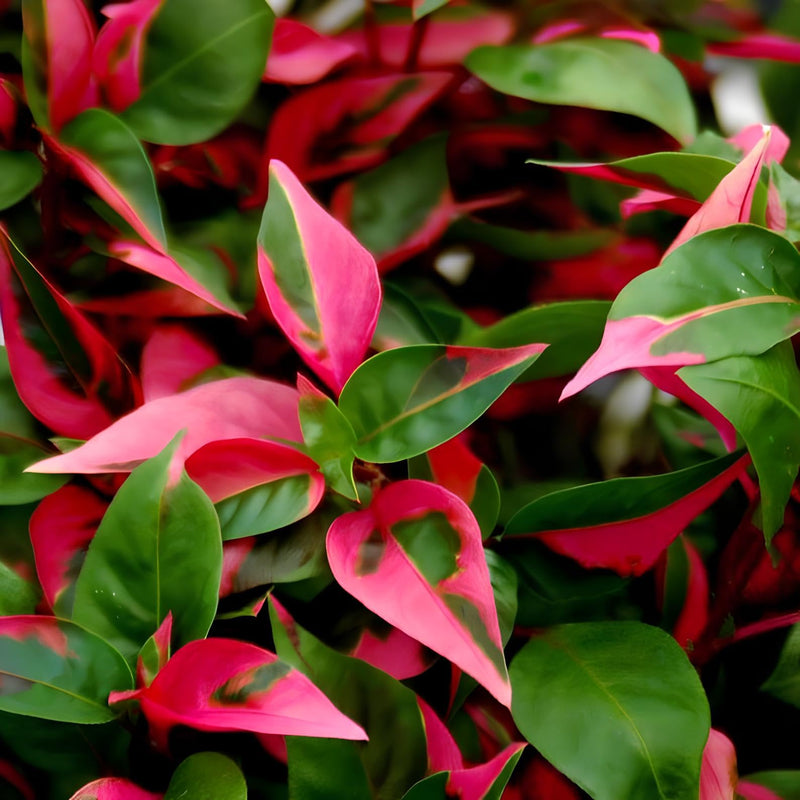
<box><xmin>71</xmin><ymin>437</ymin><xmax>222</xmax><ymax>663</ymax></box>
<box><xmin>326</xmin><ymin>479</ymin><xmax>511</xmax><ymax>706</ymax></box>
<box><xmin>562</xmin><ymin>225</ymin><xmax>800</xmax><ymax>399</ymax></box>
<box><xmin>30</xmin><ymin>483</ymin><xmax>108</xmax><ymax>615</ymax></box>
<box><xmin>185</xmin><ymin>437</ymin><xmax>325</xmax><ymax>539</ymax></box>
<box><xmin>136</xmin><ymin>612</ymin><xmax>171</xmax><ymax>688</ymax></box>
<box><xmin>503</xmin><ymin>451</ymin><xmax>749</xmax><ymax>576</ymax></box>
<box><xmin>0</xmin><ymin>234</ymin><xmax>135</xmax><ymax>439</ymax></box>
<box><xmin>69</xmin><ymin>778</ymin><xmax>162</xmax><ymax>800</ymax></box>
<box><xmin>258</xmin><ymin>160</ymin><xmax>381</xmax><ymax>393</ymax></box>
<box><xmin>0</xmin><ymin>615</ymin><xmax>133</xmax><ymax>723</ymax></box>
<box><xmin>27</xmin><ymin>375</ymin><xmax>302</xmax><ymax>475</ymax></box>
<box><xmin>46</xmin><ymin>108</ymin><xmax>167</xmax><ymax>251</ymax></box>
<box><xmin>108</xmin><ymin>637</ymin><xmax>366</xmax><ymax>751</ymax></box>
<box><xmin>338</xmin><ymin>343</ymin><xmax>545</xmax><ymax>462</ymax></box>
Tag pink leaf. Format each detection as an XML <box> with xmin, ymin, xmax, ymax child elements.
<box><xmin>729</xmin><ymin>123</ymin><xmax>789</xmax><ymax>164</ymax></box>
<box><xmin>30</xmin><ymin>484</ymin><xmax>108</xmax><ymax>613</ymax></box>
<box><xmin>219</xmin><ymin>537</ymin><xmax>255</xmax><ymax>598</ymax></box>
<box><xmin>93</xmin><ymin>0</ymin><xmax>164</xmax><ymax>112</ymax></box>
<box><xmin>708</xmin><ymin>32</ymin><xmax>800</xmax><ymax>63</ymax></box>
<box><xmin>76</xmin><ymin>286</ymin><xmax>233</xmax><ymax>318</ymax></box>
<box><xmin>0</xmin><ymin>79</ymin><xmax>17</xmax><ymax>145</ymax></box>
<box><xmin>69</xmin><ymin>778</ymin><xmax>162</xmax><ymax>799</ymax></box>
<box><xmin>418</xmin><ymin>697</ymin><xmax>463</xmax><ymax>772</ymax></box>
<box><xmin>349</xmin><ymin>625</ymin><xmax>432</xmax><ymax>680</ymax></box>
<box><xmin>27</xmin><ymin>376</ymin><xmax>302</xmax><ymax>475</ymax></box>
<box><xmin>326</xmin><ymin>479</ymin><xmax>511</xmax><ymax>706</ymax></box>
<box><xmin>136</xmin><ymin>612</ymin><xmax>172</xmax><ymax>688</ymax></box>
<box><xmin>260</xmin><ymin>72</ymin><xmax>454</xmax><ymax>184</ymax></box>
<box><xmin>258</xmin><ymin>159</ymin><xmax>381</xmax><ymax>393</ymax></box>
<box><xmin>737</xmin><ymin>782</ymin><xmax>785</xmax><ymax>800</ymax></box>
<box><xmin>140</xmin><ymin>324</ymin><xmax>220</xmax><ymax>402</ymax></box>
<box><xmin>620</xmin><ymin>189</ymin><xmax>700</xmax><ymax>219</ymax></box>
<box><xmin>447</xmin><ymin>742</ymin><xmax>526</xmax><ymax>799</ymax></box>
<box><xmin>700</xmin><ymin>730</ymin><xmax>737</xmax><ymax>800</ymax></box>
<box><xmin>664</xmin><ymin>125</ymin><xmax>774</xmax><ymax>258</ymax></box>
<box><xmin>533</xmin><ymin>19</ymin><xmax>659</xmax><ymax>52</ymax></box>
<box><xmin>108</xmin><ymin>240</ymin><xmax>244</xmax><ymax>318</ymax></box>
<box><xmin>108</xmin><ymin>638</ymin><xmax>367</xmax><ymax>751</ymax></box>
<box><xmin>426</xmin><ymin>437</ymin><xmax>483</xmax><ymax>505</ymax></box>
<box><xmin>0</xmin><ymin>759</ymin><xmax>35</xmax><ymax>800</ymax></box>
<box><xmin>264</xmin><ymin>19</ymin><xmax>359</xmax><ymax>84</ymax></box>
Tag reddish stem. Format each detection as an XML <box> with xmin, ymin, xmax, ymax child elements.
<box><xmin>403</xmin><ymin>16</ymin><xmax>430</xmax><ymax>73</ymax></box>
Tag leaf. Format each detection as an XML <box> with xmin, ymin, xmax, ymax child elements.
<box><xmin>69</xmin><ymin>778</ymin><xmax>161</xmax><ymax>800</ymax></box>
<box><xmin>46</xmin><ymin>108</ymin><xmax>167</xmax><ymax>251</ymax></box>
<box><xmin>0</xmin><ymin>561</ymin><xmax>38</xmax><ymax>615</ymax></box>
<box><xmin>258</xmin><ymin>160</ymin><xmax>382</xmax><ymax>393</ymax></box>
<box><xmin>20</xmin><ymin>0</ymin><xmax>97</xmax><ymax>131</ymax></box>
<box><xmin>269</xmin><ymin>597</ymin><xmax>428</xmax><ymax>800</ymax></box>
<box><xmin>184</xmin><ymin>437</ymin><xmax>325</xmax><ymax>539</ymax></box>
<box><xmin>503</xmin><ymin>451</ymin><xmax>748</xmax><ymax>576</ymax></box>
<box><xmin>739</xmin><ymin>772</ymin><xmax>800</xmax><ymax>800</ymax></box>
<box><xmin>680</xmin><ymin>343</ymin><xmax>800</xmax><ymax>540</ymax></box>
<box><xmin>0</xmin><ymin>616</ymin><xmax>132</xmax><ymax>724</ymax></box>
<box><xmin>29</xmin><ymin>484</ymin><xmax>107</xmax><ymax>615</ymax></box>
<box><xmin>121</xmin><ymin>0</ymin><xmax>274</xmax><ymax>144</ymax></box>
<box><xmin>72</xmin><ymin>437</ymin><xmax>222</xmax><ymax>663</ymax></box>
<box><xmin>700</xmin><ymin>730</ymin><xmax>737</xmax><ymax>800</ymax></box>
<box><xmin>338</xmin><ymin>343</ymin><xmax>545</xmax><ymax>462</ymax></box>
<box><xmin>92</xmin><ymin>0</ymin><xmax>164</xmax><ymax>113</ymax></box>
<box><xmin>0</xmin><ymin>435</ymin><xmax>66</xmax><ymax>505</ymax></box>
<box><xmin>402</xmin><ymin>743</ymin><xmax>525</xmax><ymax>800</ymax></box>
<box><xmin>326</xmin><ymin>479</ymin><xmax>511</xmax><ymax>706</ymax></box>
<box><xmin>28</xmin><ymin>376</ymin><xmax>301</xmax><ymax>475</ymax></box>
<box><xmin>108</xmin><ymin>637</ymin><xmax>366</xmax><ymax>751</ymax></box>
<box><xmin>563</xmin><ymin>226</ymin><xmax>800</xmax><ymax>399</ymax></box>
<box><xmin>0</xmin><ymin>234</ymin><xmax>135</xmax><ymax>439</ymax></box>
<box><xmin>510</xmin><ymin>621</ymin><xmax>710</xmax><ymax>800</ymax></box>
<box><xmin>163</xmin><ymin>752</ymin><xmax>246</xmax><ymax>800</ymax></box>
<box><xmin>332</xmin><ymin>134</ymin><xmax>455</xmax><ymax>270</ymax></box>
<box><xmin>108</xmin><ymin>241</ymin><xmax>244</xmax><ymax>317</ymax></box>
<box><xmin>263</xmin><ymin>72</ymin><xmax>454</xmax><ymax>183</ymax></box>
<box><xmin>413</xmin><ymin>0</ymin><xmax>449</xmax><ymax>19</ymax></box>
<box><xmin>761</xmin><ymin>622</ymin><xmax>800</xmax><ymax>707</ymax></box>
<box><xmin>466</xmin><ymin>38</ymin><xmax>696</xmax><ymax>143</ymax></box>
<box><xmin>0</xmin><ymin>151</ymin><xmax>42</xmax><ymax>211</ymax></box>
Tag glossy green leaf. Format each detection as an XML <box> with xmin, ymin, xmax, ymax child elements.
<box><xmin>0</xmin><ymin>435</ymin><xmax>66</xmax><ymax>504</ymax></box>
<box><xmin>122</xmin><ymin>0</ymin><xmax>274</xmax><ymax>145</ymax></box>
<box><xmin>299</xmin><ymin>390</ymin><xmax>358</xmax><ymax>500</ymax></box>
<box><xmin>72</xmin><ymin>437</ymin><xmax>222</xmax><ymax>663</ymax></box>
<box><xmin>339</xmin><ymin>343</ymin><xmax>544</xmax><ymax>462</ymax></box>
<box><xmin>0</xmin><ymin>561</ymin><xmax>38</xmax><ymax>615</ymax></box>
<box><xmin>371</xmin><ymin>283</ymin><xmax>440</xmax><ymax>350</ymax></box>
<box><xmin>0</xmin><ymin>616</ymin><xmax>133</xmax><ymax>723</ymax></box>
<box><xmin>466</xmin><ymin>38</ymin><xmax>697</xmax><ymax>143</ymax></box>
<box><xmin>462</xmin><ymin>300</ymin><xmax>611</xmax><ymax>381</ymax></box>
<box><xmin>680</xmin><ymin>343</ymin><xmax>800</xmax><ymax>541</ymax></box>
<box><xmin>510</xmin><ymin>622</ymin><xmax>710</xmax><ymax>800</ymax></box>
<box><xmin>0</xmin><ymin>151</ymin><xmax>42</xmax><ymax>211</ymax></box>
<box><xmin>164</xmin><ymin>752</ymin><xmax>247</xmax><ymax>800</ymax></box>
<box><xmin>761</xmin><ymin>624</ymin><xmax>800</xmax><ymax>707</ymax></box>
<box><xmin>270</xmin><ymin>599</ymin><xmax>428</xmax><ymax>800</ymax></box>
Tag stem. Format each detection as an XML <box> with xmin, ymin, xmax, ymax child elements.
<box><xmin>364</xmin><ymin>0</ymin><xmax>381</xmax><ymax>67</ymax></box>
<box><xmin>403</xmin><ymin>16</ymin><xmax>429</xmax><ymax>73</ymax></box>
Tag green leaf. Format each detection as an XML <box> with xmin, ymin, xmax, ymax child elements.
<box><xmin>270</xmin><ymin>600</ymin><xmax>428</xmax><ymax>800</ymax></box>
<box><xmin>0</xmin><ymin>617</ymin><xmax>133</xmax><ymax>724</ymax></box>
<box><xmin>762</xmin><ymin>624</ymin><xmax>800</xmax><ymax>708</ymax></box>
<box><xmin>0</xmin><ymin>151</ymin><xmax>42</xmax><ymax>211</ymax></box>
<box><xmin>371</xmin><ymin>283</ymin><xmax>440</xmax><ymax>350</ymax></box>
<box><xmin>299</xmin><ymin>391</ymin><xmax>358</xmax><ymax>500</ymax></box>
<box><xmin>0</xmin><ymin>560</ymin><xmax>38</xmax><ymax>614</ymax></box>
<box><xmin>680</xmin><ymin>343</ymin><xmax>800</xmax><ymax>541</ymax></box>
<box><xmin>739</xmin><ymin>771</ymin><xmax>800</xmax><ymax>799</ymax></box>
<box><xmin>510</xmin><ymin>621</ymin><xmax>710</xmax><ymax>800</ymax></box>
<box><xmin>122</xmin><ymin>0</ymin><xmax>275</xmax><ymax>144</ymax></box>
<box><xmin>0</xmin><ymin>435</ymin><xmax>67</xmax><ymax>504</ymax></box>
<box><xmin>466</xmin><ymin>38</ymin><xmax>697</xmax><ymax>143</ymax></box>
<box><xmin>339</xmin><ymin>343</ymin><xmax>544</xmax><ymax>463</ymax></box>
<box><xmin>164</xmin><ymin>752</ymin><xmax>247</xmax><ymax>800</ymax></box>
<box><xmin>72</xmin><ymin>437</ymin><xmax>222</xmax><ymax>663</ymax></box>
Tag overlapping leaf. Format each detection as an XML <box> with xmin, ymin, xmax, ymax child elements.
<box><xmin>258</xmin><ymin>160</ymin><xmax>381</xmax><ymax>393</ymax></box>
<box><xmin>69</xmin><ymin>778</ymin><xmax>161</xmax><ymax>800</ymax></box>
<box><xmin>338</xmin><ymin>343</ymin><xmax>545</xmax><ymax>462</ymax></box>
<box><xmin>510</xmin><ymin>622</ymin><xmax>710</xmax><ymax>800</ymax></box>
<box><xmin>563</xmin><ymin>226</ymin><xmax>800</xmax><ymax>399</ymax></box>
<box><xmin>163</xmin><ymin>752</ymin><xmax>246</xmax><ymax>800</ymax></box>
<box><xmin>503</xmin><ymin>451</ymin><xmax>749</xmax><ymax>576</ymax></box>
<box><xmin>108</xmin><ymin>637</ymin><xmax>366</xmax><ymax>751</ymax></box>
<box><xmin>71</xmin><ymin>439</ymin><xmax>222</xmax><ymax>662</ymax></box>
<box><xmin>0</xmin><ymin>616</ymin><xmax>132</xmax><ymax>724</ymax></box>
<box><xmin>0</xmin><ymin>151</ymin><xmax>42</xmax><ymax>211</ymax></box>
<box><xmin>326</xmin><ymin>479</ymin><xmax>511</xmax><ymax>706</ymax></box>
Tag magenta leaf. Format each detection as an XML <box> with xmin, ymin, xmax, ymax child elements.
<box><xmin>258</xmin><ymin>159</ymin><xmax>382</xmax><ymax>393</ymax></box>
<box><xmin>264</xmin><ymin>18</ymin><xmax>358</xmax><ymax>84</ymax></box>
<box><xmin>45</xmin><ymin>108</ymin><xmax>167</xmax><ymax>251</ymax></box>
<box><xmin>93</xmin><ymin>0</ymin><xmax>164</xmax><ymax>112</ymax></box>
<box><xmin>69</xmin><ymin>778</ymin><xmax>162</xmax><ymax>800</ymax></box>
<box><xmin>184</xmin><ymin>437</ymin><xmax>325</xmax><ymax>539</ymax></box>
<box><xmin>349</xmin><ymin>625</ymin><xmax>432</xmax><ymax>680</ymax></box>
<box><xmin>136</xmin><ymin>613</ymin><xmax>172</xmax><ymax>689</ymax></box>
<box><xmin>29</xmin><ymin>483</ymin><xmax>108</xmax><ymax>615</ymax></box>
<box><xmin>326</xmin><ymin>479</ymin><xmax>511</xmax><ymax>706</ymax></box>
<box><xmin>20</xmin><ymin>0</ymin><xmax>98</xmax><ymax>131</ymax></box>
<box><xmin>108</xmin><ymin>637</ymin><xmax>367</xmax><ymax>751</ymax></box>
<box><xmin>27</xmin><ymin>375</ymin><xmax>301</xmax><ymax>475</ymax></box>
<box><xmin>699</xmin><ymin>729</ymin><xmax>737</xmax><ymax>800</ymax></box>
<box><xmin>503</xmin><ymin>452</ymin><xmax>749</xmax><ymax>576</ymax></box>
<box><xmin>0</xmin><ymin>234</ymin><xmax>135</xmax><ymax>438</ymax></box>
